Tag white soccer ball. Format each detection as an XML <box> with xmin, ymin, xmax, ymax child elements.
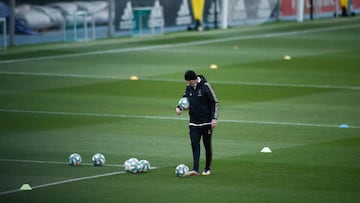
<box><xmin>178</xmin><ymin>97</ymin><xmax>189</xmax><ymax>110</ymax></box>
<box><xmin>69</xmin><ymin>153</ymin><xmax>82</xmax><ymax>166</ymax></box>
<box><xmin>92</xmin><ymin>153</ymin><xmax>106</xmax><ymax>166</ymax></box>
<box><xmin>139</xmin><ymin>160</ymin><xmax>151</xmax><ymax>172</ymax></box>
<box><xmin>124</xmin><ymin>158</ymin><xmax>141</xmax><ymax>173</ymax></box>
<box><xmin>175</xmin><ymin>164</ymin><xmax>189</xmax><ymax>177</ymax></box>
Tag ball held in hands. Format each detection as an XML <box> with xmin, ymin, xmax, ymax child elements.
<box><xmin>178</xmin><ymin>97</ymin><xmax>190</xmax><ymax>110</ymax></box>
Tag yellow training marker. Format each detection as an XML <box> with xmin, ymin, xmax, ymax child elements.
<box><xmin>130</xmin><ymin>75</ymin><xmax>138</xmax><ymax>80</ymax></box>
<box><xmin>283</xmin><ymin>55</ymin><xmax>291</xmax><ymax>60</ymax></box>
<box><xmin>209</xmin><ymin>64</ymin><xmax>218</xmax><ymax>69</ymax></box>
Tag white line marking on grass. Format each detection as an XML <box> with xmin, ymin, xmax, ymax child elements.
<box><xmin>0</xmin><ymin>158</ymin><xmax>123</xmax><ymax>167</ymax></box>
<box><xmin>0</xmin><ymin>108</ymin><xmax>187</xmax><ymax>121</ymax></box>
<box><xmin>212</xmin><ymin>80</ymin><xmax>360</xmax><ymax>91</ymax></box>
<box><xmin>1</xmin><ymin>71</ymin><xmax>359</xmax><ymax>91</ymax></box>
<box><xmin>0</xmin><ymin>158</ymin><xmax>159</xmax><ymax>170</ymax></box>
<box><xmin>221</xmin><ymin>119</ymin><xmax>346</xmax><ymax>128</ymax></box>
<box><xmin>0</xmin><ymin>24</ymin><xmax>359</xmax><ymax>65</ymax></box>
<box><xmin>0</xmin><ymin>71</ymin><xmax>125</xmax><ymax>80</ymax></box>
<box><xmin>151</xmin><ymin>78</ymin><xmax>360</xmax><ymax>91</ymax></box>
<box><xmin>0</xmin><ymin>158</ymin><xmax>158</xmax><ymax>196</ymax></box>
<box><xmin>0</xmin><ymin>171</ymin><xmax>124</xmax><ymax>196</ymax></box>
<box><xmin>0</xmin><ymin>108</ymin><xmax>359</xmax><ymax>129</ymax></box>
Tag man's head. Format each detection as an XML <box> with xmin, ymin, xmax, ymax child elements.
<box><xmin>184</xmin><ymin>70</ymin><xmax>198</xmax><ymax>86</ymax></box>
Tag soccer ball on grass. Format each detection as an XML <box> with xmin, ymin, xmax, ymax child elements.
<box><xmin>69</xmin><ymin>153</ymin><xmax>82</xmax><ymax>166</ymax></box>
<box><xmin>124</xmin><ymin>158</ymin><xmax>142</xmax><ymax>173</ymax></box>
<box><xmin>175</xmin><ymin>164</ymin><xmax>189</xmax><ymax>177</ymax></box>
<box><xmin>139</xmin><ymin>160</ymin><xmax>151</xmax><ymax>172</ymax></box>
<box><xmin>92</xmin><ymin>153</ymin><xmax>106</xmax><ymax>166</ymax></box>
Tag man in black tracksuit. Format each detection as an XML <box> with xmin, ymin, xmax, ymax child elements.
<box><xmin>176</xmin><ymin>70</ymin><xmax>219</xmax><ymax>176</ymax></box>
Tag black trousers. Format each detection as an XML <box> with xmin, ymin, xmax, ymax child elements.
<box><xmin>189</xmin><ymin>125</ymin><xmax>212</xmax><ymax>172</ymax></box>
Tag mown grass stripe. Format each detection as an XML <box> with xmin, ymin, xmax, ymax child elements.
<box><xmin>0</xmin><ymin>159</ymin><xmax>158</xmax><ymax>196</ymax></box>
<box><xmin>1</xmin><ymin>23</ymin><xmax>359</xmax><ymax>65</ymax></box>
<box><xmin>0</xmin><ymin>158</ymin><xmax>123</xmax><ymax>167</ymax></box>
<box><xmin>0</xmin><ymin>171</ymin><xmax>124</xmax><ymax>196</ymax></box>
<box><xmin>1</xmin><ymin>71</ymin><xmax>359</xmax><ymax>90</ymax></box>
<box><xmin>0</xmin><ymin>108</ymin><xmax>359</xmax><ymax>129</ymax></box>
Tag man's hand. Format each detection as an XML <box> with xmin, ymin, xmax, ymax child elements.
<box><xmin>211</xmin><ymin>119</ymin><xmax>217</xmax><ymax>128</ymax></box>
<box><xmin>175</xmin><ymin>107</ymin><xmax>182</xmax><ymax>115</ymax></box>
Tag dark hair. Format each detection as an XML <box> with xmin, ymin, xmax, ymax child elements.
<box><xmin>184</xmin><ymin>70</ymin><xmax>197</xmax><ymax>81</ymax></box>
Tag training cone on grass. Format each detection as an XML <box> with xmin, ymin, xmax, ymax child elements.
<box><xmin>210</xmin><ymin>64</ymin><xmax>218</xmax><ymax>69</ymax></box>
<box><xmin>261</xmin><ymin>147</ymin><xmax>272</xmax><ymax>153</ymax></box>
<box><xmin>339</xmin><ymin>124</ymin><xmax>349</xmax><ymax>128</ymax></box>
<box><xmin>283</xmin><ymin>55</ymin><xmax>291</xmax><ymax>60</ymax></box>
<box><xmin>20</xmin><ymin>184</ymin><xmax>32</xmax><ymax>191</ymax></box>
<box><xmin>130</xmin><ymin>75</ymin><xmax>138</xmax><ymax>80</ymax></box>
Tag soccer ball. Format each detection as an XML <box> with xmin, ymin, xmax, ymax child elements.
<box><xmin>178</xmin><ymin>97</ymin><xmax>189</xmax><ymax>110</ymax></box>
<box><xmin>68</xmin><ymin>153</ymin><xmax>82</xmax><ymax>166</ymax></box>
<box><xmin>139</xmin><ymin>160</ymin><xmax>151</xmax><ymax>172</ymax></box>
<box><xmin>92</xmin><ymin>153</ymin><xmax>105</xmax><ymax>166</ymax></box>
<box><xmin>124</xmin><ymin>158</ymin><xmax>141</xmax><ymax>173</ymax></box>
<box><xmin>175</xmin><ymin>164</ymin><xmax>189</xmax><ymax>177</ymax></box>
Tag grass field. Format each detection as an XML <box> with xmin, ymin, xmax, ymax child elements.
<box><xmin>0</xmin><ymin>17</ymin><xmax>360</xmax><ymax>202</ymax></box>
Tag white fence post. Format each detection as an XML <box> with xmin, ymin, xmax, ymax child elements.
<box><xmin>297</xmin><ymin>0</ymin><xmax>304</xmax><ymax>22</ymax></box>
<box><xmin>220</xmin><ymin>0</ymin><xmax>228</xmax><ymax>29</ymax></box>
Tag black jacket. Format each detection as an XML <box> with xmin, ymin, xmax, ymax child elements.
<box><xmin>182</xmin><ymin>75</ymin><xmax>219</xmax><ymax>126</ymax></box>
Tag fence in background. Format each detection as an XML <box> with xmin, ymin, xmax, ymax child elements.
<box><xmin>1</xmin><ymin>0</ymin><xmax>360</xmax><ymax>47</ymax></box>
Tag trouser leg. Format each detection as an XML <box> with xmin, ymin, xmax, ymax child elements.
<box><xmin>202</xmin><ymin>127</ymin><xmax>212</xmax><ymax>171</ymax></box>
<box><xmin>190</xmin><ymin>126</ymin><xmax>201</xmax><ymax>172</ymax></box>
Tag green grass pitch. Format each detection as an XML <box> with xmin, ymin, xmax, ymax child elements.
<box><xmin>0</xmin><ymin>17</ymin><xmax>360</xmax><ymax>202</ymax></box>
